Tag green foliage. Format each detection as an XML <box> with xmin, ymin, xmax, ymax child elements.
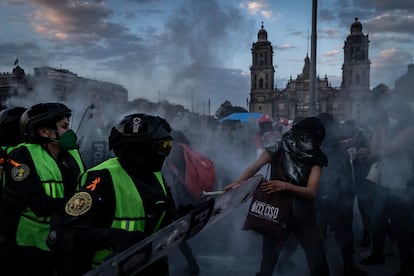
<box><xmin>215</xmin><ymin>100</ymin><xmax>247</xmax><ymax>119</ymax></box>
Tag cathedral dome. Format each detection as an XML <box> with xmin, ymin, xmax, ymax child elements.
<box><xmin>350</xmin><ymin>17</ymin><xmax>363</xmax><ymax>34</ymax></box>
<box><xmin>257</xmin><ymin>22</ymin><xmax>268</xmax><ymax>41</ymax></box>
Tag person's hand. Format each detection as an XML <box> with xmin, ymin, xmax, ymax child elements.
<box><xmin>260</xmin><ymin>180</ymin><xmax>288</xmax><ymax>193</ymax></box>
<box><xmin>357</xmin><ymin>147</ymin><xmax>368</xmax><ymax>160</ymax></box>
<box><xmin>112</xmin><ymin>229</ymin><xmax>148</xmax><ymax>252</ymax></box>
<box><xmin>224</xmin><ymin>181</ymin><xmax>241</xmax><ymax>192</ymax></box>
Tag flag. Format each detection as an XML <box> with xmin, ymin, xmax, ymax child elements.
<box><xmin>14</xmin><ymin>58</ymin><xmax>19</xmax><ymax>66</ymax></box>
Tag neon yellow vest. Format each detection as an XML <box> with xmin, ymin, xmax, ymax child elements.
<box><xmin>83</xmin><ymin>157</ymin><xmax>167</xmax><ymax>265</ymax></box>
<box><xmin>16</xmin><ymin>144</ymin><xmax>84</xmax><ymax>251</ymax></box>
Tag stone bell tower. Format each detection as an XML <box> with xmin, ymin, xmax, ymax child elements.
<box><xmin>249</xmin><ymin>22</ymin><xmax>275</xmax><ymax>116</ymax></box>
<box><xmin>341</xmin><ymin>18</ymin><xmax>371</xmax><ymax>121</ymax></box>
<box><xmin>342</xmin><ymin>17</ymin><xmax>370</xmax><ymax>91</ymax></box>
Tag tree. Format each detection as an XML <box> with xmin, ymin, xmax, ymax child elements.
<box><xmin>215</xmin><ymin>100</ymin><xmax>247</xmax><ymax>119</ymax></box>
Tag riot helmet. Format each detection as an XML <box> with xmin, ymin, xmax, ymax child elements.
<box><xmin>0</xmin><ymin>106</ymin><xmax>27</xmax><ymax>146</ymax></box>
<box><xmin>20</xmin><ymin>102</ymin><xmax>72</xmax><ymax>143</ymax></box>
<box><xmin>109</xmin><ymin>113</ymin><xmax>172</xmax><ymax>171</ymax></box>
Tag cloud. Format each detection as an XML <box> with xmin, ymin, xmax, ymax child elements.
<box><xmin>241</xmin><ymin>0</ymin><xmax>267</xmax><ymax>15</ymax></box>
<box><xmin>0</xmin><ymin>0</ymin><xmax>256</xmax><ymax>112</ymax></box>
<box><xmin>3</xmin><ymin>0</ymin><xmax>25</xmax><ymax>5</ymax></box>
<box><xmin>151</xmin><ymin>0</ymin><xmax>254</xmax><ymax>105</ymax></box>
<box><xmin>364</xmin><ymin>11</ymin><xmax>414</xmax><ymax>34</ymax></box>
<box><xmin>288</xmin><ymin>29</ymin><xmax>305</xmax><ymax>37</ymax></box>
<box><xmin>377</xmin><ymin>48</ymin><xmax>403</xmax><ymax>60</ymax></box>
<box><xmin>240</xmin><ymin>0</ymin><xmax>274</xmax><ymax>20</ymax></box>
<box><xmin>318</xmin><ymin>28</ymin><xmax>342</xmax><ymax>39</ymax></box>
<box><xmin>323</xmin><ymin>49</ymin><xmax>341</xmax><ymax>58</ymax></box>
<box><xmin>356</xmin><ymin>0</ymin><xmax>414</xmax><ymax>11</ymax></box>
<box><xmin>0</xmin><ymin>42</ymin><xmax>45</xmax><ymax>68</ymax></box>
<box><xmin>274</xmin><ymin>44</ymin><xmax>296</xmax><ymax>51</ymax></box>
<box><xmin>260</xmin><ymin>10</ymin><xmax>272</xmax><ymax>19</ymax></box>
<box><xmin>126</xmin><ymin>0</ymin><xmax>162</xmax><ymax>3</ymax></box>
<box><xmin>28</xmin><ymin>0</ymin><xmax>127</xmax><ymax>44</ymax></box>
<box><xmin>370</xmin><ymin>47</ymin><xmax>412</xmax><ymax>87</ymax></box>
<box><xmin>319</xmin><ymin>8</ymin><xmax>337</xmax><ymax>22</ymax></box>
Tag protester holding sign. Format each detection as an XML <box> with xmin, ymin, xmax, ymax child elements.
<box><xmin>225</xmin><ymin>117</ymin><xmax>330</xmax><ymax>276</ymax></box>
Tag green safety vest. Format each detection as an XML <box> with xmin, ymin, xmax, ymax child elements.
<box><xmin>82</xmin><ymin>157</ymin><xmax>167</xmax><ymax>265</ymax></box>
<box><xmin>16</xmin><ymin>143</ymin><xmax>84</xmax><ymax>251</ymax></box>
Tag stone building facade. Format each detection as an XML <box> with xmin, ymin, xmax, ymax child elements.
<box><xmin>0</xmin><ymin>66</ymin><xmax>33</xmax><ymax>108</ymax></box>
<box><xmin>0</xmin><ymin>66</ymin><xmax>128</xmax><ymax>109</ymax></box>
<box><xmin>249</xmin><ymin>18</ymin><xmax>372</xmax><ymax>122</ymax></box>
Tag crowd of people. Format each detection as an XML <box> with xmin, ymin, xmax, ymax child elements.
<box><xmin>0</xmin><ymin>99</ymin><xmax>413</xmax><ymax>276</ymax></box>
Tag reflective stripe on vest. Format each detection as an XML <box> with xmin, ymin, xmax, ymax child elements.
<box><xmin>15</xmin><ymin>144</ymin><xmax>84</xmax><ymax>251</ymax></box>
<box><xmin>84</xmin><ymin>157</ymin><xmax>167</xmax><ymax>266</ymax></box>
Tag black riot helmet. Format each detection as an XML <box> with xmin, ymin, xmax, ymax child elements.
<box><xmin>0</xmin><ymin>106</ymin><xmax>27</xmax><ymax>146</ymax></box>
<box><xmin>109</xmin><ymin>113</ymin><xmax>173</xmax><ymax>171</ymax></box>
<box><xmin>20</xmin><ymin>102</ymin><xmax>72</xmax><ymax>143</ymax></box>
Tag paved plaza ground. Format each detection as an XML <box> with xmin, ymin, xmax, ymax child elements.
<box><xmin>169</xmin><ymin>201</ymin><xmax>402</xmax><ymax>276</ymax></box>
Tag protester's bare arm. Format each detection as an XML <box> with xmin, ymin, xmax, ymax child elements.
<box><xmin>260</xmin><ymin>165</ymin><xmax>322</xmax><ymax>199</ymax></box>
<box><xmin>224</xmin><ymin>150</ymin><xmax>272</xmax><ymax>192</ymax></box>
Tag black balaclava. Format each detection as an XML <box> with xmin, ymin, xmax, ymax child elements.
<box><xmin>277</xmin><ymin>117</ymin><xmax>328</xmax><ymax>185</ymax></box>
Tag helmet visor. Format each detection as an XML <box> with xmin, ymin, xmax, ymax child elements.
<box><xmin>153</xmin><ymin>139</ymin><xmax>173</xmax><ymax>156</ymax></box>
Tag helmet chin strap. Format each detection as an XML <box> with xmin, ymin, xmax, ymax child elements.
<box><xmin>46</xmin><ymin>129</ymin><xmax>60</xmax><ymax>144</ymax></box>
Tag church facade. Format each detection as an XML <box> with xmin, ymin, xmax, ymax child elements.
<box><xmin>249</xmin><ymin>18</ymin><xmax>372</xmax><ymax>122</ymax></box>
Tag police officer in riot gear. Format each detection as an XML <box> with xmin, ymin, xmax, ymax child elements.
<box><xmin>58</xmin><ymin>113</ymin><xmax>177</xmax><ymax>276</ymax></box>
<box><xmin>0</xmin><ymin>106</ymin><xmax>27</xmax><ymax>273</ymax></box>
<box><xmin>0</xmin><ymin>106</ymin><xmax>27</xmax><ymax>198</ymax></box>
<box><xmin>0</xmin><ymin>102</ymin><xmax>85</xmax><ymax>276</ymax></box>
<box><xmin>0</xmin><ymin>106</ymin><xmax>27</xmax><ymax>147</ymax></box>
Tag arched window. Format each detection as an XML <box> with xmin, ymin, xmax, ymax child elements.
<box><xmin>259</xmin><ymin>79</ymin><xmax>264</xmax><ymax>88</ymax></box>
<box><xmin>259</xmin><ymin>53</ymin><xmax>264</xmax><ymax>66</ymax></box>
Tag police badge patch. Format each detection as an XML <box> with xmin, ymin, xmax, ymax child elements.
<box><xmin>65</xmin><ymin>191</ymin><xmax>93</xmax><ymax>216</ymax></box>
<box><xmin>11</xmin><ymin>163</ymin><xmax>30</xmax><ymax>181</ymax></box>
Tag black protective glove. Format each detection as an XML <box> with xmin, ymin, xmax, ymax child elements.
<box><xmin>46</xmin><ymin>230</ymin><xmax>57</xmax><ymax>250</ymax></box>
<box><xmin>109</xmin><ymin>229</ymin><xmax>148</xmax><ymax>252</ymax></box>
<box><xmin>175</xmin><ymin>203</ymin><xmax>194</xmax><ymax>218</ymax></box>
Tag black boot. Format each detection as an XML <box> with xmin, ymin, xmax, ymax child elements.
<box><xmin>344</xmin><ymin>265</ymin><xmax>368</xmax><ymax>276</ymax></box>
<box><xmin>360</xmin><ymin>253</ymin><xmax>385</xmax><ymax>265</ymax></box>
<box><xmin>342</xmin><ymin>243</ymin><xmax>368</xmax><ymax>276</ymax></box>
<box><xmin>359</xmin><ymin>230</ymin><xmax>371</xmax><ymax>247</ymax></box>
<box><xmin>392</xmin><ymin>262</ymin><xmax>414</xmax><ymax>276</ymax></box>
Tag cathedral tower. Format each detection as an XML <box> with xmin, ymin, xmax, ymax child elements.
<box><xmin>341</xmin><ymin>18</ymin><xmax>370</xmax><ymax>91</ymax></box>
<box><xmin>249</xmin><ymin>23</ymin><xmax>275</xmax><ymax>116</ymax></box>
<box><xmin>341</xmin><ymin>18</ymin><xmax>371</xmax><ymax>121</ymax></box>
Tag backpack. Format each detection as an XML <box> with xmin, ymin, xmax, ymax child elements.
<box><xmin>176</xmin><ymin>143</ymin><xmax>216</xmax><ymax>199</ymax></box>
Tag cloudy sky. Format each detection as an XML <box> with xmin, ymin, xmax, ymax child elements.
<box><xmin>0</xmin><ymin>0</ymin><xmax>413</xmax><ymax>114</ymax></box>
